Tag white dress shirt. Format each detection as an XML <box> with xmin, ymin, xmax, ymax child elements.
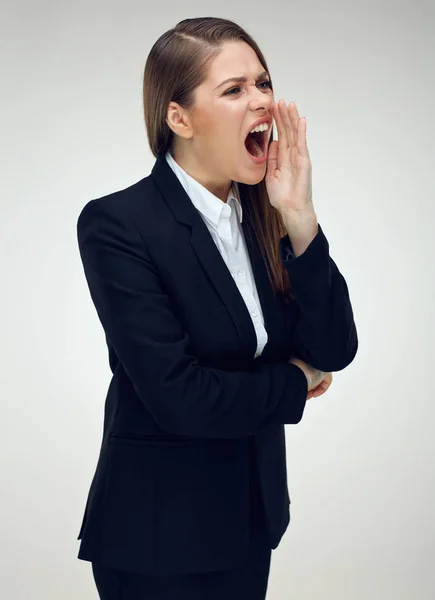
<box><xmin>165</xmin><ymin>150</ymin><xmax>268</xmax><ymax>358</ymax></box>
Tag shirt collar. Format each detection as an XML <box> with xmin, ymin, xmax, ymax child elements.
<box><xmin>165</xmin><ymin>151</ymin><xmax>243</xmax><ymax>226</ymax></box>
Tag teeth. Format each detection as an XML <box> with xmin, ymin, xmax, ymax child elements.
<box><xmin>249</xmin><ymin>122</ymin><xmax>269</xmax><ymax>134</ymax></box>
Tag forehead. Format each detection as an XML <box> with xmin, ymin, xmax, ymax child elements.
<box><xmin>205</xmin><ymin>41</ymin><xmax>265</xmax><ymax>85</ymax></box>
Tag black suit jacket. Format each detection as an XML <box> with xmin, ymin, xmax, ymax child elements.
<box><xmin>75</xmin><ymin>153</ymin><xmax>358</xmax><ymax>576</ymax></box>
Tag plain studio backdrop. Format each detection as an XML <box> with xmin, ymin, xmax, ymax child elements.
<box><xmin>1</xmin><ymin>1</ymin><xmax>434</xmax><ymax>598</ymax></box>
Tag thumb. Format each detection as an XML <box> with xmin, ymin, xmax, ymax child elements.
<box><xmin>266</xmin><ymin>140</ymin><xmax>278</xmax><ymax>177</ymax></box>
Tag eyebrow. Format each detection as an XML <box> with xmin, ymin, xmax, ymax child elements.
<box><xmin>214</xmin><ymin>70</ymin><xmax>270</xmax><ymax>90</ymax></box>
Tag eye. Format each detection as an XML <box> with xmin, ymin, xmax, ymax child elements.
<box><xmin>225</xmin><ymin>87</ymin><xmax>241</xmax><ymax>96</ymax></box>
<box><xmin>224</xmin><ymin>80</ymin><xmax>272</xmax><ymax>96</ymax></box>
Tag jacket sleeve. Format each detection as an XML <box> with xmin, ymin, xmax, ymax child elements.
<box><xmin>77</xmin><ymin>199</ymin><xmax>309</xmax><ymax>439</ymax></box>
<box><xmin>279</xmin><ymin>223</ymin><xmax>358</xmax><ymax>373</ymax></box>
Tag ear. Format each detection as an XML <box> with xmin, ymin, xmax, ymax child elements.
<box><xmin>166</xmin><ymin>102</ymin><xmax>194</xmax><ymax>140</ymax></box>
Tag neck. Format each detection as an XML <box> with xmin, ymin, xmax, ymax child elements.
<box><xmin>170</xmin><ymin>147</ymin><xmax>232</xmax><ymax>203</ymax></box>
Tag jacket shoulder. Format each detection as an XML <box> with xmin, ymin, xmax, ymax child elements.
<box><xmin>76</xmin><ymin>174</ymin><xmax>164</xmax><ymax>232</ymax></box>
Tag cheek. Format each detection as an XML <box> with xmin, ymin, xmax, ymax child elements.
<box><xmin>196</xmin><ymin>104</ymin><xmax>244</xmax><ymax>150</ymax></box>
<box><xmin>218</xmin><ymin>109</ymin><xmax>245</xmax><ymax>149</ymax></box>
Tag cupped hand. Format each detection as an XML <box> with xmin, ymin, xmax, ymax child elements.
<box><xmin>265</xmin><ymin>100</ymin><xmax>313</xmax><ymax>216</ymax></box>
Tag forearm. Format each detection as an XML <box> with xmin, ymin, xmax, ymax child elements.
<box><xmin>279</xmin><ymin>219</ymin><xmax>358</xmax><ymax>372</ymax></box>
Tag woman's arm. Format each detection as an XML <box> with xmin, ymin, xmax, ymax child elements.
<box><xmin>280</xmin><ymin>223</ymin><xmax>358</xmax><ymax>372</ymax></box>
<box><xmin>77</xmin><ymin>199</ymin><xmax>309</xmax><ymax>439</ymax></box>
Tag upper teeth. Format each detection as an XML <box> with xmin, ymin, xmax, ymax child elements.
<box><xmin>250</xmin><ymin>123</ymin><xmax>269</xmax><ymax>134</ymax></box>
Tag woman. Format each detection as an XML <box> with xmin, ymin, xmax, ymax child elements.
<box><xmin>76</xmin><ymin>16</ymin><xmax>358</xmax><ymax>599</ymax></box>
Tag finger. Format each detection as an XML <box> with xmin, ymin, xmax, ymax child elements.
<box><xmin>311</xmin><ymin>379</ymin><xmax>330</xmax><ymax>397</ymax></box>
<box><xmin>318</xmin><ymin>375</ymin><xmax>331</xmax><ymax>391</ymax></box>
<box><xmin>280</xmin><ymin>101</ymin><xmax>295</xmax><ymax>150</ymax></box>
<box><xmin>307</xmin><ymin>386</ymin><xmax>316</xmax><ymax>399</ymax></box>
<box><xmin>273</xmin><ymin>100</ymin><xmax>288</xmax><ymax>170</ymax></box>
<box><xmin>299</xmin><ymin>117</ymin><xmax>309</xmax><ymax>158</ymax></box>
<box><xmin>314</xmin><ymin>377</ymin><xmax>332</xmax><ymax>397</ymax></box>
<box><xmin>307</xmin><ymin>372</ymin><xmax>333</xmax><ymax>399</ymax></box>
<box><xmin>288</xmin><ymin>101</ymin><xmax>300</xmax><ymax>143</ymax></box>
<box><xmin>277</xmin><ymin>100</ymin><xmax>289</xmax><ymax>147</ymax></box>
<box><xmin>312</xmin><ymin>386</ymin><xmax>326</xmax><ymax>397</ymax></box>
<box><xmin>310</xmin><ymin>384</ymin><xmax>323</xmax><ymax>398</ymax></box>
<box><xmin>324</xmin><ymin>373</ymin><xmax>333</xmax><ymax>389</ymax></box>
<box><xmin>289</xmin><ymin>101</ymin><xmax>310</xmax><ymax>159</ymax></box>
<box><xmin>266</xmin><ymin>139</ymin><xmax>278</xmax><ymax>174</ymax></box>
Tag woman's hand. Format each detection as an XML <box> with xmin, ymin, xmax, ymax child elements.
<box><xmin>306</xmin><ymin>372</ymin><xmax>333</xmax><ymax>400</ymax></box>
<box><xmin>265</xmin><ymin>100</ymin><xmax>314</xmax><ymax>219</ymax></box>
<box><xmin>289</xmin><ymin>357</ymin><xmax>333</xmax><ymax>400</ymax></box>
<box><xmin>289</xmin><ymin>357</ymin><xmax>325</xmax><ymax>391</ymax></box>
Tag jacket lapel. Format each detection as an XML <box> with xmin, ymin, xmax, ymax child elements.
<box><xmin>240</xmin><ymin>210</ymin><xmax>284</xmax><ymax>359</ymax></box>
<box><xmin>150</xmin><ymin>154</ymin><xmax>280</xmax><ymax>359</ymax></box>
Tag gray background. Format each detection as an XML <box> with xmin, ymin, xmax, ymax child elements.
<box><xmin>1</xmin><ymin>1</ymin><xmax>434</xmax><ymax>598</ymax></box>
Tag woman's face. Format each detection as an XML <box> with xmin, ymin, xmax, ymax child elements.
<box><xmin>168</xmin><ymin>40</ymin><xmax>275</xmax><ymax>200</ymax></box>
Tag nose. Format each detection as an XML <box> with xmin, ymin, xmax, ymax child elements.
<box><xmin>248</xmin><ymin>85</ymin><xmax>273</xmax><ymax>112</ymax></box>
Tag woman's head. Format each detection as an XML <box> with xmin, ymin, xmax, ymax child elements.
<box><xmin>143</xmin><ymin>17</ymin><xmax>293</xmax><ymax>300</ymax></box>
<box><xmin>143</xmin><ymin>17</ymin><xmax>275</xmax><ymax>200</ymax></box>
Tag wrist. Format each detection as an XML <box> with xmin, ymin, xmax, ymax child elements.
<box><xmin>281</xmin><ymin>208</ymin><xmax>317</xmax><ymax>234</ymax></box>
<box><xmin>282</xmin><ymin>214</ymin><xmax>319</xmax><ymax>257</ymax></box>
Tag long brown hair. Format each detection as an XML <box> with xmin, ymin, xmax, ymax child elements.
<box><xmin>142</xmin><ymin>17</ymin><xmax>294</xmax><ymax>301</ymax></box>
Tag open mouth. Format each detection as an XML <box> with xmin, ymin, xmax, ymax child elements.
<box><xmin>244</xmin><ymin>129</ymin><xmax>268</xmax><ymax>158</ymax></box>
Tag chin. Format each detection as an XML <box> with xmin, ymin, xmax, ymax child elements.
<box><xmin>237</xmin><ymin>164</ymin><xmax>267</xmax><ymax>186</ymax></box>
